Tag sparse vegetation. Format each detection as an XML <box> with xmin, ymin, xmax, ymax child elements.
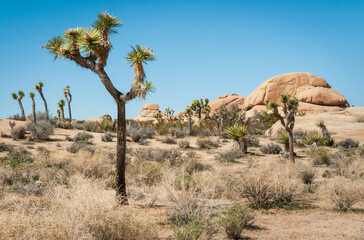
<box><xmin>11</xmin><ymin>126</ymin><xmax>27</xmax><ymax>140</ymax></box>
<box><xmin>260</xmin><ymin>143</ymin><xmax>282</xmax><ymax>154</ymax></box>
<box><xmin>336</xmin><ymin>138</ymin><xmax>359</xmax><ymax>148</ymax></box>
<box><xmin>26</xmin><ymin>121</ymin><xmax>54</xmax><ymax>141</ymax></box>
<box><xmin>196</xmin><ymin>138</ymin><xmax>219</xmax><ymax>149</ymax></box>
<box><xmin>309</xmin><ymin>147</ymin><xmax>331</xmax><ymax>165</ymax></box>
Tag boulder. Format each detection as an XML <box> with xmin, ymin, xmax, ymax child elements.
<box><xmin>142</xmin><ymin>103</ymin><xmax>159</xmax><ymax>111</ymax></box>
<box><xmin>133</xmin><ymin>103</ymin><xmax>161</xmax><ymax>121</ymax></box>
<box><xmin>101</xmin><ymin>114</ymin><xmax>112</xmax><ymax>122</ymax></box>
<box><xmin>208</xmin><ymin>94</ymin><xmax>245</xmax><ymax>114</ymax></box>
<box><xmin>243</xmin><ymin>72</ymin><xmax>349</xmax><ymax>110</ymax></box>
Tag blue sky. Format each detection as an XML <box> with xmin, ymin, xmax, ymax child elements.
<box><xmin>1</xmin><ymin>0</ymin><xmax>363</xmax><ymax>120</ymax></box>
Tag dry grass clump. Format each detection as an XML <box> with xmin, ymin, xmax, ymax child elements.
<box><xmin>238</xmin><ymin>166</ymin><xmax>303</xmax><ymax>209</ymax></box>
<box><xmin>309</xmin><ymin>147</ymin><xmax>331</xmax><ymax>165</ymax></box>
<box><xmin>132</xmin><ymin>148</ymin><xmax>186</xmax><ymax>166</ymax></box>
<box><xmin>178</xmin><ymin>140</ymin><xmax>190</xmax><ymax>149</ymax></box>
<box><xmin>0</xmin><ymin>176</ymin><xmax>158</xmax><ymax>239</ymax></box>
<box><xmin>26</xmin><ymin>121</ymin><xmax>54</xmax><ymax>141</ymax></box>
<box><xmin>260</xmin><ymin>143</ymin><xmax>282</xmax><ymax>154</ymax></box>
<box><xmin>101</xmin><ymin>133</ymin><xmax>113</xmax><ymax>142</ymax></box>
<box><xmin>162</xmin><ymin>136</ymin><xmax>177</xmax><ymax>144</ymax></box>
<box><xmin>196</xmin><ymin>138</ymin><xmax>219</xmax><ymax>149</ymax></box>
<box><xmin>325</xmin><ymin>177</ymin><xmax>364</xmax><ymax>211</ymax></box>
<box><xmin>185</xmin><ymin>158</ymin><xmax>205</xmax><ymax>175</ymax></box>
<box><xmin>71</xmin><ymin>150</ymin><xmax>113</xmax><ymax>179</ymax></box>
<box><xmin>297</xmin><ymin>163</ymin><xmax>316</xmax><ymax>185</ymax></box>
<box><xmin>216</xmin><ymin>149</ymin><xmax>244</xmax><ymax>163</ymax></box>
<box><xmin>11</xmin><ymin>126</ymin><xmax>26</xmax><ymax>140</ymax></box>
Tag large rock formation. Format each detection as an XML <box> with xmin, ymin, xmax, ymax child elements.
<box><xmin>133</xmin><ymin>103</ymin><xmax>161</xmax><ymax>121</ymax></box>
<box><xmin>208</xmin><ymin>94</ymin><xmax>245</xmax><ymax>114</ymax></box>
<box><xmin>243</xmin><ymin>72</ymin><xmax>349</xmax><ymax>113</ymax></box>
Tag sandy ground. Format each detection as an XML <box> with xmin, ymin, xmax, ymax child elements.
<box><xmin>1</xmin><ymin>118</ymin><xmax>364</xmax><ymax>239</ymax></box>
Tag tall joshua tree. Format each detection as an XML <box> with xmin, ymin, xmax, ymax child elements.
<box><xmin>58</xmin><ymin>99</ymin><xmax>65</xmax><ymax>121</ymax></box>
<box><xmin>11</xmin><ymin>91</ymin><xmax>26</xmax><ymax>120</ymax></box>
<box><xmin>43</xmin><ymin>11</ymin><xmax>155</xmax><ymax>204</ymax></box>
<box><xmin>29</xmin><ymin>92</ymin><xmax>36</xmax><ymax>124</ymax></box>
<box><xmin>35</xmin><ymin>81</ymin><xmax>49</xmax><ymax>120</ymax></box>
<box><xmin>190</xmin><ymin>98</ymin><xmax>210</xmax><ymax>120</ymax></box>
<box><xmin>267</xmin><ymin>94</ymin><xmax>299</xmax><ymax>162</ymax></box>
<box><xmin>63</xmin><ymin>86</ymin><xmax>72</xmax><ymax>123</ymax></box>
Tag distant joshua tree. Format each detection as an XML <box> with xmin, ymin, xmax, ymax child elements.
<box><xmin>164</xmin><ymin>107</ymin><xmax>175</xmax><ymax>121</ymax></box>
<box><xmin>316</xmin><ymin>121</ymin><xmax>331</xmax><ymax>139</ymax></box>
<box><xmin>58</xmin><ymin>99</ymin><xmax>65</xmax><ymax>121</ymax></box>
<box><xmin>185</xmin><ymin>105</ymin><xmax>193</xmax><ymax>135</ymax></box>
<box><xmin>267</xmin><ymin>94</ymin><xmax>299</xmax><ymax>162</ymax></box>
<box><xmin>29</xmin><ymin>92</ymin><xmax>36</xmax><ymax>124</ymax></box>
<box><xmin>35</xmin><ymin>81</ymin><xmax>49</xmax><ymax>120</ymax></box>
<box><xmin>190</xmin><ymin>98</ymin><xmax>210</xmax><ymax>120</ymax></box>
<box><xmin>43</xmin><ymin>11</ymin><xmax>155</xmax><ymax>204</ymax></box>
<box><xmin>63</xmin><ymin>86</ymin><xmax>72</xmax><ymax>123</ymax></box>
<box><xmin>57</xmin><ymin>109</ymin><xmax>61</xmax><ymax>122</ymax></box>
<box><xmin>11</xmin><ymin>91</ymin><xmax>26</xmax><ymax>120</ymax></box>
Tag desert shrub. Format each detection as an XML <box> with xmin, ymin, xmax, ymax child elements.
<box><xmin>196</xmin><ymin>138</ymin><xmax>219</xmax><ymax>149</ymax></box>
<box><xmin>357</xmin><ymin>147</ymin><xmax>364</xmax><ymax>158</ymax></box>
<box><xmin>336</xmin><ymin>138</ymin><xmax>359</xmax><ymax>148</ymax></box>
<box><xmin>72</xmin><ymin>122</ymin><xmax>85</xmax><ymax>130</ymax></box>
<box><xmin>67</xmin><ymin>142</ymin><xmax>96</xmax><ymax>154</ymax></box>
<box><xmin>1</xmin><ymin>146</ymin><xmax>33</xmax><ymax>169</ymax></box>
<box><xmin>162</xmin><ymin>136</ymin><xmax>177</xmax><ymax>144</ymax></box>
<box><xmin>26</xmin><ymin>121</ymin><xmax>54</xmax><ymax>141</ymax></box>
<box><xmin>170</xmin><ymin>220</ymin><xmax>216</xmax><ymax>240</ymax></box>
<box><xmin>156</xmin><ymin>125</ymin><xmax>169</xmax><ymax>135</ymax></box>
<box><xmin>178</xmin><ymin>140</ymin><xmax>190</xmax><ymax>149</ymax></box>
<box><xmin>94</xmin><ymin>120</ymin><xmax>115</xmax><ymax>132</ymax></box>
<box><xmin>248</xmin><ymin>110</ymin><xmax>279</xmax><ymax>133</ymax></box>
<box><xmin>174</xmin><ymin>130</ymin><xmax>187</xmax><ymax>138</ymax></box>
<box><xmin>298</xmin><ymin>164</ymin><xmax>316</xmax><ymax>185</ymax></box>
<box><xmin>309</xmin><ymin>147</ymin><xmax>331</xmax><ymax>165</ymax></box>
<box><xmin>73</xmin><ymin>132</ymin><xmax>93</xmax><ymax>143</ymax></box>
<box><xmin>247</xmin><ymin>136</ymin><xmax>260</xmax><ymax>147</ymax></box>
<box><xmin>72</xmin><ymin>150</ymin><xmax>113</xmax><ymax>178</ymax></box>
<box><xmin>131</xmin><ymin>133</ymin><xmax>142</xmax><ymax>142</ymax></box>
<box><xmin>11</xmin><ymin>126</ymin><xmax>26</xmax><ymax>140</ymax></box>
<box><xmin>101</xmin><ymin>133</ymin><xmax>113</xmax><ymax>142</ymax></box>
<box><xmin>185</xmin><ymin>159</ymin><xmax>205</xmax><ymax>175</ymax></box>
<box><xmin>216</xmin><ymin>149</ymin><xmax>244</xmax><ymax>163</ymax></box>
<box><xmin>260</xmin><ymin>143</ymin><xmax>282</xmax><ymax>154</ymax></box>
<box><xmin>82</xmin><ymin>121</ymin><xmax>97</xmax><ymax>132</ymax></box>
<box><xmin>8</xmin><ymin>113</ymin><xmax>23</xmax><ymax>121</ymax></box>
<box><xmin>56</xmin><ymin>121</ymin><xmax>73</xmax><ymax>129</ymax></box>
<box><xmin>0</xmin><ymin>142</ymin><xmax>10</xmax><ymax>152</ymax></box>
<box><xmin>303</xmin><ymin>134</ymin><xmax>334</xmax><ymax>147</ymax></box>
<box><xmin>134</xmin><ymin>149</ymin><xmax>185</xmax><ymax>166</ymax></box>
<box><xmin>127</xmin><ymin>122</ymin><xmax>154</xmax><ymax>139</ymax></box>
<box><xmin>141</xmin><ymin>162</ymin><xmax>163</xmax><ymax>186</ymax></box>
<box><xmin>326</xmin><ymin>177</ymin><xmax>364</xmax><ymax>211</ymax></box>
<box><xmin>220</xmin><ymin>204</ymin><xmax>254</xmax><ymax>240</ymax></box>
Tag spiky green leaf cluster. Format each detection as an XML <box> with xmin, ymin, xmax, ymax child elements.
<box><xmin>287</xmin><ymin>97</ymin><xmax>299</xmax><ymax>110</ymax></box>
<box><xmin>35</xmin><ymin>81</ymin><xmax>43</xmax><ymax>90</ymax></box>
<box><xmin>144</xmin><ymin>80</ymin><xmax>155</xmax><ymax>93</ymax></box>
<box><xmin>29</xmin><ymin>92</ymin><xmax>35</xmax><ymax>98</ymax></box>
<box><xmin>12</xmin><ymin>93</ymin><xmax>17</xmax><ymax>100</ymax></box>
<box><xmin>58</xmin><ymin>99</ymin><xmax>65</xmax><ymax>107</ymax></box>
<box><xmin>278</xmin><ymin>131</ymin><xmax>289</xmax><ymax>144</ymax></box>
<box><xmin>266</xmin><ymin>101</ymin><xmax>278</xmax><ymax>109</ymax></box>
<box><xmin>126</xmin><ymin>45</ymin><xmax>155</xmax><ymax>64</ymax></box>
<box><xmin>280</xmin><ymin>94</ymin><xmax>289</xmax><ymax>103</ymax></box>
<box><xmin>92</xmin><ymin>11</ymin><xmax>122</xmax><ymax>36</ymax></box>
<box><xmin>225</xmin><ymin>124</ymin><xmax>248</xmax><ymax>141</ymax></box>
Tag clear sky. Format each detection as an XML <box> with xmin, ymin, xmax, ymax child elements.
<box><xmin>1</xmin><ymin>0</ymin><xmax>363</xmax><ymax>120</ymax></box>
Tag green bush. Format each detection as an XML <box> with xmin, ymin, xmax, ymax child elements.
<box><xmin>220</xmin><ymin>204</ymin><xmax>254</xmax><ymax>240</ymax></box>
<box><xmin>26</xmin><ymin>121</ymin><xmax>54</xmax><ymax>140</ymax></box>
<box><xmin>73</xmin><ymin>132</ymin><xmax>93</xmax><ymax>143</ymax></box>
<box><xmin>303</xmin><ymin>134</ymin><xmax>334</xmax><ymax>147</ymax></box>
<box><xmin>309</xmin><ymin>147</ymin><xmax>331</xmax><ymax>165</ymax></box>
<box><xmin>336</xmin><ymin>138</ymin><xmax>359</xmax><ymax>148</ymax></box>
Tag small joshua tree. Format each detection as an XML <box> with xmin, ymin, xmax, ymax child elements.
<box><xmin>11</xmin><ymin>91</ymin><xmax>26</xmax><ymax>120</ymax></box>
<box><xmin>57</xmin><ymin>109</ymin><xmax>61</xmax><ymax>122</ymax></box>
<box><xmin>190</xmin><ymin>98</ymin><xmax>210</xmax><ymax>120</ymax></box>
<box><xmin>316</xmin><ymin>121</ymin><xmax>331</xmax><ymax>139</ymax></box>
<box><xmin>35</xmin><ymin>81</ymin><xmax>49</xmax><ymax>120</ymax></box>
<box><xmin>63</xmin><ymin>86</ymin><xmax>72</xmax><ymax>123</ymax></box>
<box><xmin>43</xmin><ymin>11</ymin><xmax>155</xmax><ymax>204</ymax></box>
<box><xmin>164</xmin><ymin>107</ymin><xmax>175</xmax><ymax>121</ymax></box>
<box><xmin>225</xmin><ymin>123</ymin><xmax>249</xmax><ymax>153</ymax></box>
<box><xmin>267</xmin><ymin>94</ymin><xmax>299</xmax><ymax>162</ymax></box>
<box><xmin>29</xmin><ymin>92</ymin><xmax>36</xmax><ymax>124</ymax></box>
<box><xmin>185</xmin><ymin>105</ymin><xmax>193</xmax><ymax>135</ymax></box>
<box><xmin>58</xmin><ymin>99</ymin><xmax>65</xmax><ymax>121</ymax></box>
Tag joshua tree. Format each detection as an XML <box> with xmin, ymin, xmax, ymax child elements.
<box><xmin>267</xmin><ymin>94</ymin><xmax>299</xmax><ymax>162</ymax></box>
<box><xmin>58</xmin><ymin>99</ymin><xmax>65</xmax><ymax>121</ymax></box>
<box><xmin>29</xmin><ymin>92</ymin><xmax>36</xmax><ymax>124</ymax></box>
<box><xmin>57</xmin><ymin>109</ymin><xmax>61</xmax><ymax>122</ymax></box>
<box><xmin>43</xmin><ymin>11</ymin><xmax>155</xmax><ymax>204</ymax></box>
<box><xmin>164</xmin><ymin>107</ymin><xmax>175</xmax><ymax>121</ymax></box>
<box><xmin>63</xmin><ymin>86</ymin><xmax>72</xmax><ymax>123</ymax></box>
<box><xmin>185</xmin><ymin>105</ymin><xmax>193</xmax><ymax>135</ymax></box>
<box><xmin>316</xmin><ymin>121</ymin><xmax>331</xmax><ymax>139</ymax></box>
<box><xmin>225</xmin><ymin>123</ymin><xmax>249</xmax><ymax>153</ymax></box>
<box><xmin>35</xmin><ymin>81</ymin><xmax>49</xmax><ymax>120</ymax></box>
<box><xmin>190</xmin><ymin>98</ymin><xmax>210</xmax><ymax>120</ymax></box>
<box><xmin>11</xmin><ymin>91</ymin><xmax>26</xmax><ymax>120</ymax></box>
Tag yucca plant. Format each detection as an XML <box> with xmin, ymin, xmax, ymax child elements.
<box><xmin>266</xmin><ymin>94</ymin><xmax>299</xmax><ymax>162</ymax></box>
<box><xmin>43</xmin><ymin>11</ymin><xmax>156</xmax><ymax>204</ymax></box>
<box><xmin>225</xmin><ymin>123</ymin><xmax>249</xmax><ymax>153</ymax></box>
<box><xmin>277</xmin><ymin>131</ymin><xmax>289</xmax><ymax>152</ymax></box>
<box><xmin>316</xmin><ymin>120</ymin><xmax>331</xmax><ymax>139</ymax></box>
<box><xmin>64</xmin><ymin>86</ymin><xmax>72</xmax><ymax>123</ymax></box>
<box><xmin>58</xmin><ymin>99</ymin><xmax>65</xmax><ymax>121</ymax></box>
<box><xmin>29</xmin><ymin>92</ymin><xmax>36</xmax><ymax>124</ymax></box>
<box><xmin>11</xmin><ymin>91</ymin><xmax>26</xmax><ymax>120</ymax></box>
<box><xmin>34</xmin><ymin>81</ymin><xmax>49</xmax><ymax>120</ymax></box>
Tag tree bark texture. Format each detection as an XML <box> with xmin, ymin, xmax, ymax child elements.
<box><xmin>31</xmin><ymin>99</ymin><xmax>36</xmax><ymax>124</ymax></box>
<box><xmin>39</xmin><ymin>91</ymin><xmax>49</xmax><ymax>120</ymax></box>
<box><xmin>18</xmin><ymin>100</ymin><xmax>25</xmax><ymax>121</ymax></box>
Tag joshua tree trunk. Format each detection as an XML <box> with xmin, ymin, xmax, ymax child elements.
<box><xmin>65</xmin><ymin>93</ymin><xmax>72</xmax><ymax>123</ymax></box>
<box><xmin>187</xmin><ymin>112</ymin><xmax>192</xmax><ymax>135</ymax></box>
<box><xmin>288</xmin><ymin>131</ymin><xmax>294</xmax><ymax>162</ymax></box>
<box><xmin>60</xmin><ymin>107</ymin><xmax>65</xmax><ymax>121</ymax></box>
<box><xmin>39</xmin><ymin>91</ymin><xmax>49</xmax><ymax>120</ymax></box>
<box><xmin>116</xmin><ymin>101</ymin><xmax>127</xmax><ymax>204</ymax></box>
<box><xmin>31</xmin><ymin>98</ymin><xmax>36</xmax><ymax>124</ymax></box>
<box><xmin>239</xmin><ymin>138</ymin><xmax>248</xmax><ymax>154</ymax></box>
<box><xmin>18</xmin><ymin>100</ymin><xmax>25</xmax><ymax>121</ymax></box>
